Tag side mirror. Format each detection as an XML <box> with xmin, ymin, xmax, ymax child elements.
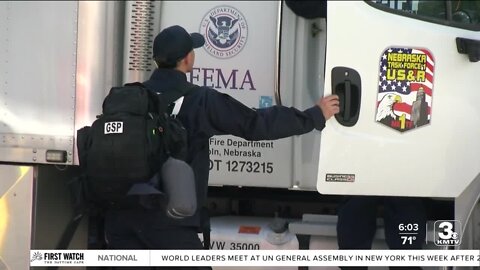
<box><xmin>456</xmin><ymin>37</ymin><xmax>480</xmax><ymax>62</ymax></box>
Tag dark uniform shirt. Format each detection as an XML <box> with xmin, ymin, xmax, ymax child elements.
<box><xmin>140</xmin><ymin>68</ymin><xmax>326</xmax><ymax>229</ymax></box>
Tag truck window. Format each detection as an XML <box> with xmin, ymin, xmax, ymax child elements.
<box><xmin>368</xmin><ymin>0</ymin><xmax>480</xmax><ymax>30</ymax></box>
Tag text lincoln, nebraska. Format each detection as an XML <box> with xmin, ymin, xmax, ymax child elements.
<box><xmin>98</xmin><ymin>255</ymin><xmax>138</xmax><ymax>261</ymax></box>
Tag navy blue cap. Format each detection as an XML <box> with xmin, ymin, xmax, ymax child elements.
<box><xmin>153</xmin><ymin>25</ymin><xmax>205</xmax><ymax>65</ymax></box>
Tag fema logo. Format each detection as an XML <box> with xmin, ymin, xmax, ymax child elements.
<box><xmin>200</xmin><ymin>6</ymin><xmax>248</xmax><ymax>59</ymax></box>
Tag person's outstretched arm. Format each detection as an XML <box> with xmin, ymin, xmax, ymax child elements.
<box><xmin>200</xmin><ymin>89</ymin><xmax>339</xmax><ymax>140</ymax></box>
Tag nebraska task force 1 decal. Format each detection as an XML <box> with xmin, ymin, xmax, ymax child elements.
<box><xmin>376</xmin><ymin>47</ymin><xmax>434</xmax><ymax>132</ymax></box>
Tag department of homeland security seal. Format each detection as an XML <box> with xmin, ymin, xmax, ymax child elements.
<box><xmin>200</xmin><ymin>6</ymin><xmax>248</xmax><ymax>59</ymax></box>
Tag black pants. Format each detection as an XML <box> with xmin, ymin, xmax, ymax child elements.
<box><xmin>106</xmin><ymin>227</ymin><xmax>209</xmax><ymax>270</ymax></box>
<box><xmin>336</xmin><ymin>196</ymin><xmax>427</xmax><ymax>270</ymax></box>
<box><xmin>102</xmin><ymin>209</ymin><xmax>211</xmax><ymax>270</ymax></box>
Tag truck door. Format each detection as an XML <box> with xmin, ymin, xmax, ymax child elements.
<box><xmin>317</xmin><ymin>1</ymin><xmax>480</xmax><ymax>198</ymax></box>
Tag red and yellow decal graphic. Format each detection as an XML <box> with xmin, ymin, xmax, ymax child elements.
<box><xmin>376</xmin><ymin>47</ymin><xmax>434</xmax><ymax>132</ymax></box>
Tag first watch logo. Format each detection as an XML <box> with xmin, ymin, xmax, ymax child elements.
<box><xmin>31</xmin><ymin>251</ymin><xmax>43</xmax><ymax>262</ymax></box>
<box><xmin>200</xmin><ymin>6</ymin><xmax>248</xmax><ymax>59</ymax></box>
<box><xmin>31</xmin><ymin>251</ymin><xmax>85</xmax><ymax>265</ymax></box>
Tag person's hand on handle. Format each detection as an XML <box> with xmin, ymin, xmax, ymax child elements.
<box><xmin>317</xmin><ymin>95</ymin><xmax>340</xmax><ymax>120</ymax></box>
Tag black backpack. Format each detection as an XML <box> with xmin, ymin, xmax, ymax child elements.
<box><xmin>60</xmin><ymin>82</ymin><xmax>208</xmax><ymax>251</ymax></box>
<box><xmin>76</xmin><ymin>82</ymin><xmax>191</xmax><ymax>204</ymax></box>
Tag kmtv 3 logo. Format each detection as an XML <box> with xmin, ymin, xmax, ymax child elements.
<box><xmin>434</xmin><ymin>220</ymin><xmax>462</xmax><ymax>246</ymax></box>
<box><xmin>200</xmin><ymin>6</ymin><xmax>248</xmax><ymax>59</ymax></box>
<box><xmin>104</xmin><ymin>121</ymin><xmax>123</xmax><ymax>134</ymax></box>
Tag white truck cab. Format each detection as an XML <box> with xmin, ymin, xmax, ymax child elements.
<box><xmin>0</xmin><ymin>1</ymin><xmax>478</xmax><ymax>269</ymax></box>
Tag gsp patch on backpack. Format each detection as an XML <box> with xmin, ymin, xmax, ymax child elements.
<box><xmin>77</xmin><ymin>82</ymin><xmax>190</xmax><ymax>204</ymax></box>
<box><xmin>104</xmin><ymin>122</ymin><xmax>123</xmax><ymax>134</ymax></box>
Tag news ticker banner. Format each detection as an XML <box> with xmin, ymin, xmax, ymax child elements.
<box><xmin>30</xmin><ymin>249</ymin><xmax>480</xmax><ymax>267</ymax></box>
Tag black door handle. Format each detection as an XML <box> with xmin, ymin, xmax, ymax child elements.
<box><xmin>343</xmin><ymin>80</ymin><xmax>352</xmax><ymax>122</ymax></box>
<box><xmin>331</xmin><ymin>67</ymin><xmax>361</xmax><ymax>127</ymax></box>
<box><xmin>456</xmin><ymin>37</ymin><xmax>480</xmax><ymax>62</ymax></box>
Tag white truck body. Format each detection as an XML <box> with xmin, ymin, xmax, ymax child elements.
<box><xmin>0</xmin><ymin>1</ymin><xmax>478</xmax><ymax>269</ymax></box>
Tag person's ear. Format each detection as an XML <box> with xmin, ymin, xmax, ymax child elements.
<box><xmin>184</xmin><ymin>51</ymin><xmax>194</xmax><ymax>66</ymax></box>
<box><xmin>178</xmin><ymin>54</ymin><xmax>189</xmax><ymax>68</ymax></box>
